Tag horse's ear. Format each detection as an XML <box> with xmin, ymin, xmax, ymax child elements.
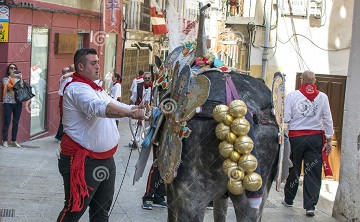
<box><xmin>155</xmin><ymin>56</ymin><xmax>162</xmax><ymax>68</ymax></box>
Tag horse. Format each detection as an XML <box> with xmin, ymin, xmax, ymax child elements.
<box><xmin>155</xmin><ymin>70</ymin><xmax>279</xmax><ymax>222</ymax></box>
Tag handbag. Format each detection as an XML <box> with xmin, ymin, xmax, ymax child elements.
<box><xmin>13</xmin><ymin>80</ymin><xmax>35</xmax><ymax>103</ymax></box>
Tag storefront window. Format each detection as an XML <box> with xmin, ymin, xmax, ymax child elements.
<box><xmin>30</xmin><ymin>27</ymin><xmax>49</xmax><ymax>136</ymax></box>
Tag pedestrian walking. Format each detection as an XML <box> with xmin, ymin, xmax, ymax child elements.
<box><xmin>130</xmin><ymin>70</ymin><xmax>144</xmax><ymax>104</ymax></box>
<box><xmin>57</xmin><ymin>48</ymin><xmax>145</xmax><ymax>222</ymax></box>
<box><xmin>282</xmin><ymin>70</ymin><xmax>334</xmax><ymax>217</ymax></box>
<box><xmin>2</xmin><ymin>64</ymin><xmax>23</xmax><ymax>148</ymax></box>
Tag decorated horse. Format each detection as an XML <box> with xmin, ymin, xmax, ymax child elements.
<box><xmin>133</xmin><ymin>3</ymin><xmax>287</xmax><ymax>222</ymax></box>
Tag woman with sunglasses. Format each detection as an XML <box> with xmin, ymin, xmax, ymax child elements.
<box><xmin>2</xmin><ymin>63</ymin><xmax>23</xmax><ymax>147</ymax></box>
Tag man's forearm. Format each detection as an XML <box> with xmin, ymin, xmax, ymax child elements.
<box><xmin>105</xmin><ymin>102</ymin><xmax>132</xmax><ymax>118</ymax></box>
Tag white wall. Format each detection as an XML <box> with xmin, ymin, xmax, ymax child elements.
<box><xmin>249</xmin><ymin>0</ymin><xmax>353</xmax><ymax>91</ymax></box>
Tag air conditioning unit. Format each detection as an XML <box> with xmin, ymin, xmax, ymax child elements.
<box><xmin>309</xmin><ymin>0</ymin><xmax>323</xmax><ymax>18</ymax></box>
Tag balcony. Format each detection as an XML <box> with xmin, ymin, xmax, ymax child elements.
<box><xmin>124</xmin><ymin>0</ymin><xmax>151</xmax><ymax>32</ymax></box>
<box><xmin>224</xmin><ymin>0</ymin><xmax>255</xmax><ymax>25</ymax></box>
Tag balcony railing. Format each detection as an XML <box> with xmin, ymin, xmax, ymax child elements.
<box><xmin>225</xmin><ymin>0</ymin><xmax>244</xmax><ymax>17</ymax></box>
<box><xmin>125</xmin><ymin>0</ymin><xmax>151</xmax><ymax>32</ymax></box>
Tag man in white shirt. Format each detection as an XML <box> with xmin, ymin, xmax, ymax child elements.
<box><xmin>57</xmin><ymin>48</ymin><xmax>145</xmax><ymax>221</ymax></box>
<box><xmin>130</xmin><ymin>70</ymin><xmax>144</xmax><ymax>103</ymax></box>
<box><xmin>282</xmin><ymin>70</ymin><xmax>334</xmax><ymax>217</ymax></box>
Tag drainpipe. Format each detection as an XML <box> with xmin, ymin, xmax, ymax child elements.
<box><xmin>121</xmin><ymin>19</ymin><xmax>127</xmax><ymax>77</ymax></box>
<box><xmin>261</xmin><ymin>0</ymin><xmax>272</xmax><ymax>81</ymax></box>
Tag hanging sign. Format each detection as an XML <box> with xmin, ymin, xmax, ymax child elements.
<box><xmin>0</xmin><ymin>22</ymin><xmax>9</xmax><ymax>42</ymax></box>
<box><xmin>0</xmin><ymin>5</ymin><xmax>9</xmax><ymax>22</ymax></box>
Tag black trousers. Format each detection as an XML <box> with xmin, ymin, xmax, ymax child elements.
<box><xmin>2</xmin><ymin>103</ymin><xmax>22</xmax><ymax>141</ymax></box>
<box><xmin>57</xmin><ymin>154</ymin><xmax>116</xmax><ymax>222</ymax></box>
<box><xmin>143</xmin><ymin>145</ymin><xmax>166</xmax><ymax>203</ymax></box>
<box><xmin>284</xmin><ymin>134</ymin><xmax>323</xmax><ymax>210</ymax></box>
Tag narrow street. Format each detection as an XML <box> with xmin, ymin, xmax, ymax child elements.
<box><xmin>0</xmin><ymin>120</ymin><xmax>338</xmax><ymax>221</ymax></box>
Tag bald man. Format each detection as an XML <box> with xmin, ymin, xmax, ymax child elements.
<box><xmin>282</xmin><ymin>70</ymin><xmax>334</xmax><ymax>217</ymax></box>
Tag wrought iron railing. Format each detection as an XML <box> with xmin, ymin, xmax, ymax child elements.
<box><xmin>124</xmin><ymin>0</ymin><xmax>151</xmax><ymax>32</ymax></box>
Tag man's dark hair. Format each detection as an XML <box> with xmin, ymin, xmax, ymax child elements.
<box><xmin>73</xmin><ymin>48</ymin><xmax>97</xmax><ymax>72</ymax></box>
<box><xmin>138</xmin><ymin>70</ymin><xmax>144</xmax><ymax>76</ymax></box>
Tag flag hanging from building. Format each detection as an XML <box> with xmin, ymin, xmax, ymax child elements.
<box><xmin>150</xmin><ymin>0</ymin><xmax>168</xmax><ymax>34</ymax></box>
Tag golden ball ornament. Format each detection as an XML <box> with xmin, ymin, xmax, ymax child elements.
<box><xmin>227</xmin><ymin>180</ymin><xmax>245</xmax><ymax>195</ymax></box>
<box><xmin>226</xmin><ymin>132</ymin><xmax>237</xmax><ymax>144</ymax></box>
<box><xmin>238</xmin><ymin>154</ymin><xmax>258</xmax><ymax>173</ymax></box>
<box><xmin>213</xmin><ymin>105</ymin><xmax>229</xmax><ymax>122</ymax></box>
<box><xmin>215</xmin><ymin>123</ymin><xmax>231</xmax><ymax>140</ymax></box>
<box><xmin>243</xmin><ymin>172</ymin><xmax>262</xmax><ymax>191</ymax></box>
<box><xmin>218</xmin><ymin>141</ymin><xmax>234</xmax><ymax>158</ymax></box>
<box><xmin>228</xmin><ymin>167</ymin><xmax>245</xmax><ymax>181</ymax></box>
<box><xmin>228</xmin><ymin>100</ymin><xmax>247</xmax><ymax>118</ymax></box>
<box><xmin>234</xmin><ymin>136</ymin><xmax>254</xmax><ymax>154</ymax></box>
<box><xmin>222</xmin><ymin>159</ymin><xmax>238</xmax><ymax>175</ymax></box>
<box><xmin>230</xmin><ymin>117</ymin><xmax>250</xmax><ymax>136</ymax></box>
<box><xmin>229</xmin><ymin>150</ymin><xmax>241</xmax><ymax>162</ymax></box>
<box><xmin>222</xmin><ymin>114</ymin><xmax>234</xmax><ymax>126</ymax></box>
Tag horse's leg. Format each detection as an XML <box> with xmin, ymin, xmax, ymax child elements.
<box><xmin>167</xmin><ymin>182</ymin><xmax>207</xmax><ymax>222</ymax></box>
<box><xmin>167</xmin><ymin>183</ymin><xmax>178</xmax><ymax>222</ymax></box>
<box><xmin>213</xmin><ymin>198</ymin><xmax>228</xmax><ymax>222</ymax></box>
<box><xmin>230</xmin><ymin>193</ymin><xmax>261</xmax><ymax>222</ymax></box>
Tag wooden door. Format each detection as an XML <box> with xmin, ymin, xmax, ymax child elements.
<box><xmin>296</xmin><ymin>73</ymin><xmax>346</xmax><ymax>181</ymax></box>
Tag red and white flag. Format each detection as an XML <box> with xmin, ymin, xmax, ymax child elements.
<box><xmin>150</xmin><ymin>0</ymin><xmax>168</xmax><ymax>34</ymax></box>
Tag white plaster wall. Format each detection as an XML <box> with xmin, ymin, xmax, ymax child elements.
<box><xmin>250</xmin><ymin>0</ymin><xmax>353</xmax><ymax>91</ymax></box>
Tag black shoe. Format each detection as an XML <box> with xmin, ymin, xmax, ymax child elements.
<box><xmin>282</xmin><ymin>200</ymin><xmax>293</xmax><ymax>207</ymax></box>
<box><xmin>206</xmin><ymin>201</ymin><xmax>213</xmax><ymax>210</ymax></box>
<box><xmin>142</xmin><ymin>200</ymin><xmax>153</xmax><ymax>210</ymax></box>
<box><xmin>153</xmin><ymin>201</ymin><xmax>167</xmax><ymax>208</ymax></box>
<box><xmin>306</xmin><ymin>209</ymin><xmax>315</xmax><ymax>217</ymax></box>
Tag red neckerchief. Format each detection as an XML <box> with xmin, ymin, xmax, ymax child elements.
<box><xmin>113</xmin><ymin>80</ymin><xmax>121</xmax><ymax>86</ymax></box>
<box><xmin>136</xmin><ymin>75</ymin><xmax>143</xmax><ymax>80</ymax></box>
<box><xmin>143</xmin><ymin>81</ymin><xmax>153</xmax><ymax>89</ymax></box>
<box><xmin>299</xmin><ymin>84</ymin><xmax>319</xmax><ymax>102</ymax></box>
<box><xmin>72</xmin><ymin>73</ymin><xmax>103</xmax><ymax>91</ymax></box>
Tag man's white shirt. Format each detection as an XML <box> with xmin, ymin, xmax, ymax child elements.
<box><xmin>62</xmin><ymin>81</ymin><xmax>132</xmax><ymax>152</ymax></box>
<box><xmin>284</xmin><ymin>90</ymin><xmax>334</xmax><ymax>139</ymax></box>
<box><xmin>130</xmin><ymin>77</ymin><xmax>143</xmax><ymax>103</ymax></box>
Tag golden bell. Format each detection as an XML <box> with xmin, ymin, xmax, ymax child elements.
<box><xmin>228</xmin><ymin>167</ymin><xmax>244</xmax><ymax>181</ymax></box>
<box><xmin>229</xmin><ymin>150</ymin><xmax>241</xmax><ymax>162</ymax></box>
<box><xmin>222</xmin><ymin>159</ymin><xmax>238</xmax><ymax>175</ymax></box>
<box><xmin>228</xmin><ymin>100</ymin><xmax>247</xmax><ymax>118</ymax></box>
<box><xmin>238</xmin><ymin>154</ymin><xmax>258</xmax><ymax>173</ymax></box>
<box><xmin>227</xmin><ymin>180</ymin><xmax>245</xmax><ymax>195</ymax></box>
<box><xmin>226</xmin><ymin>132</ymin><xmax>237</xmax><ymax>144</ymax></box>
<box><xmin>234</xmin><ymin>136</ymin><xmax>254</xmax><ymax>154</ymax></box>
<box><xmin>231</xmin><ymin>117</ymin><xmax>250</xmax><ymax>136</ymax></box>
<box><xmin>243</xmin><ymin>172</ymin><xmax>262</xmax><ymax>191</ymax></box>
<box><xmin>215</xmin><ymin>123</ymin><xmax>230</xmax><ymax>140</ymax></box>
<box><xmin>218</xmin><ymin>141</ymin><xmax>234</xmax><ymax>158</ymax></box>
<box><xmin>222</xmin><ymin>114</ymin><xmax>234</xmax><ymax>126</ymax></box>
<box><xmin>213</xmin><ymin>105</ymin><xmax>229</xmax><ymax>123</ymax></box>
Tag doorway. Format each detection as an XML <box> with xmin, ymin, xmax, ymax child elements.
<box><xmin>30</xmin><ymin>26</ymin><xmax>49</xmax><ymax>136</ymax></box>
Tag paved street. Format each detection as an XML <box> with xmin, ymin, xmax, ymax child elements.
<box><xmin>0</xmin><ymin>121</ymin><xmax>339</xmax><ymax>221</ymax></box>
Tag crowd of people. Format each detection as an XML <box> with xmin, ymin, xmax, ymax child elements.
<box><xmin>1</xmin><ymin>48</ymin><xmax>334</xmax><ymax>220</ymax></box>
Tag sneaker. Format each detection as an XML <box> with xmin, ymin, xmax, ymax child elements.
<box><xmin>2</xmin><ymin>141</ymin><xmax>8</xmax><ymax>147</ymax></box>
<box><xmin>206</xmin><ymin>201</ymin><xmax>213</xmax><ymax>210</ymax></box>
<box><xmin>142</xmin><ymin>201</ymin><xmax>153</xmax><ymax>210</ymax></box>
<box><xmin>306</xmin><ymin>209</ymin><xmax>315</xmax><ymax>217</ymax></box>
<box><xmin>12</xmin><ymin>141</ymin><xmax>21</xmax><ymax>148</ymax></box>
<box><xmin>282</xmin><ymin>200</ymin><xmax>293</xmax><ymax>207</ymax></box>
<box><xmin>153</xmin><ymin>201</ymin><xmax>167</xmax><ymax>208</ymax></box>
